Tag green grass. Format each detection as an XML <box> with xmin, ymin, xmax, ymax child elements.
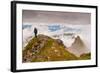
<box><xmin>30</xmin><ymin>36</ymin><xmax>78</xmax><ymax>62</ymax></box>
<box><xmin>79</xmin><ymin>53</ymin><xmax>91</xmax><ymax>60</ymax></box>
<box><xmin>23</xmin><ymin>34</ymin><xmax>90</xmax><ymax>63</ymax></box>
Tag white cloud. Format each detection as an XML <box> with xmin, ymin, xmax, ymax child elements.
<box><xmin>23</xmin><ymin>23</ymin><xmax>91</xmax><ymax>50</ymax></box>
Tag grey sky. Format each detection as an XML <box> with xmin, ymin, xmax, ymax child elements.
<box><xmin>22</xmin><ymin>10</ymin><xmax>91</xmax><ymax>25</ymax></box>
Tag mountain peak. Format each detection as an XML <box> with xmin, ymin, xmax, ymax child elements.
<box><xmin>23</xmin><ymin>34</ymin><xmax>77</xmax><ymax>62</ymax></box>
<box><xmin>71</xmin><ymin>35</ymin><xmax>86</xmax><ymax>48</ymax></box>
<box><xmin>67</xmin><ymin>35</ymin><xmax>88</xmax><ymax>57</ymax></box>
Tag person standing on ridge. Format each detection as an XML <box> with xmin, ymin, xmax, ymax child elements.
<box><xmin>34</xmin><ymin>27</ymin><xmax>38</xmax><ymax>37</ymax></box>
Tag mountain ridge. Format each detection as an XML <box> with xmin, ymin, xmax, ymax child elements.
<box><xmin>23</xmin><ymin>34</ymin><xmax>78</xmax><ymax>62</ymax></box>
<box><xmin>22</xmin><ymin>34</ymin><xmax>90</xmax><ymax>63</ymax></box>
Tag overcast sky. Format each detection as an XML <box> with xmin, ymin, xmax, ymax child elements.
<box><xmin>22</xmin><ymin>10</ymin><xmax>91</xmax><ymax>25</ymax></box>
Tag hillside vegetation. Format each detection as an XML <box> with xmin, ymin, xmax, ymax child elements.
<box><xmin>22</xmin><ymin>34</ymin><xmax>90</xmax><ymax>63</ymax></box>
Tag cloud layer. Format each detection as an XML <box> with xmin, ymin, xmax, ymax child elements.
<box><xmin>22</xmin><ymin>10</ymin><xmax>91</xmax><ymax>25</ymax></box>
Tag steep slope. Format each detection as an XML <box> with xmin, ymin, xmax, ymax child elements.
<box><xmin>71</xmin><ymin>36</ymin><xmax>86</xmax><ymax>49</ymax></box>
<box><xmin>22</xmin><ymin>34</ymin><xmax>78</xmax><ymax>63</ymax></box>
<box><xmin>67</xmin><ymin>35</ymin><xmax>89</xmax><ymax>57</ymax></box>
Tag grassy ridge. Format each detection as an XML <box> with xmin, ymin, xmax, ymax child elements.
<box><xmin>22</xmin><ymin>34</ymin><xmax>90</xmax><ymax>63</ymax></box>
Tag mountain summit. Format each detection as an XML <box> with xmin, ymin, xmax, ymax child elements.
<box><xmin>68</xmin><ymin>35</ymin><xmax>89</xmax><ymax>57</ymax></box>
<box><xmin>22</xmin><ymin>34</ymin><xmax>77</xmax><ymax>62</ymax></box>
<box><xmin>71</xmin><ymin>36</ymin><xmax>86</xmax><ymax>49</ymax></box>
